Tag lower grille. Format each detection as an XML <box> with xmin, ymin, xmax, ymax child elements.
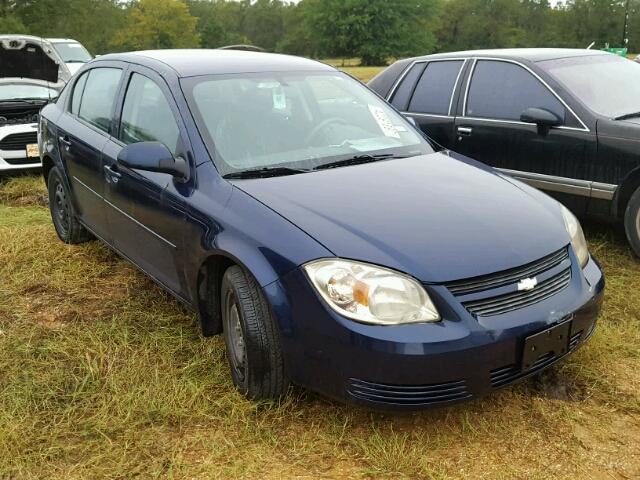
<box><xmin>0</xmin><ymin>132</ymin><xmax>37</xmax><ymax>151</ymax></box>
<box><xmin>462</xmin><ymin>268</ymin><xmax>572</xmax><ymax>317</ymax></box>
<box><xmin>348</xmin><ymin>378</ymin><xmax>471</xmax><ymax>406</ymax></box>
<box><xmin>489</xmin><ymin>330</ymin><xmax>583</xmax><ymax>388</ymax></box>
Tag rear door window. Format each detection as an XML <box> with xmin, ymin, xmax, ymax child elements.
<box><xmin>78</xmin><ymin>68</ymin><xmax>122</xmax><ymax>133</ymax></box>
<box><xmin>408</xmin><ymin>60</ymin><xmax>464</xmax><ymax>115</ymax></box>
<box><xmin>119</xmin><ymin>73</ymin><xmax>181</xmax><ymax>155</ymax></box>
<box><xmin>390</xmin><ymin>63</ymin><xmax>426</xmax><ymax>111</ymax></box>
<box><xmin>466</xmin><ymin>60</ymin><xmax>565</xmax><ymax>122</ymax></box>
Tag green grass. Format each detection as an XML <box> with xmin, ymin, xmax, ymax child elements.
<box><xmin>1</xmin><ymin>116</ymin><xmax>640</xmax><ymax>478</ymax></box>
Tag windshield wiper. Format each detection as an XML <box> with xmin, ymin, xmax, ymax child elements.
<box><xmin>614</xmin><ymin>111</ymin><xmax>640</xmax><ymax>121</ymax></box>
<box><xmin>313</xmin><ymin>153</ymin><xmax>407</xmax><ymax>171</ymax></box>
<box><xmin>223</xmin><ymin>166</ymin><xmax>311</xmax><ymax>179</ymax></box>
<box><xmin>0</xmin><ymin>98</ymin><xmax>47</xmax><ymax>105</ymax></box>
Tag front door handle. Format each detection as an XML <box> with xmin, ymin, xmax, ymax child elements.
<box><xmin>59</xmin><ymin>136</ymin><xmax>72</xmax><ymax>148</ymax></box>
<box><xmin>457</xmin><ymin>126</ymin><xmax>473</xmax><ymax>136</ymax></box>
<box><xmin>103</xmin><ymin>164</ymin><xmax>122</xmax><ymax>184</ymax></box>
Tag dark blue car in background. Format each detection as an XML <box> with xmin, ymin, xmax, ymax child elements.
<box><xmin>38</xmin><ymin>50</ymin><xmax>604</xmax><ymax>408</ymax></box>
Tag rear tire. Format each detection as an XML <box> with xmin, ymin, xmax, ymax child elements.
<box><xmin>47</xmin><ymin>167</ymin><xmax>91</xmax><ymax>244</ymax></box>
<box><xmin>221</xmin><ymin>265</ymin><xmax>288</xmax><ymax>400</ymax></box>
<box><xmin>624</xmin><ymin>187</ymin><xmax>640</xmax><ymax>258</ymax></box>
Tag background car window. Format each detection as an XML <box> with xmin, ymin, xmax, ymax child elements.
<box><xmin>408</xmin><ymin>60</ymin><xmax>464</xmax><ymax>115</ymax></box>
<box><xmin>389</xmin><ymin>63</ymin><xmax>426</xmax><ymax>111</ymax></box>
<box><xmin>119</xmin><ymin>73</ymin><xmax>180</xmax><ymax>155</ymax></box>
<box><xmin>466</xmin><ymin>60</ymin><xmax>565</xmax><ymax>122</ymax></box>
<box><xmin>78</xmin><ymin>68</ymin><xmax>122</xmax><ymax>133</ymax></box>
<box><xmin>70</xmin><ymin>72</ymin><xmax>88</xmax><ymax>115</ymax></box>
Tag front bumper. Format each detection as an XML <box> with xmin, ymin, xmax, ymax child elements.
<box><xmin>264</xmin><ymin>253</ymin><xmax>604</xmax><ymax>409</ymax></box>
<box><xmin>0</xmin><ymin>123</ymin><xmax>41</xmax><ymax>171</ymax></box>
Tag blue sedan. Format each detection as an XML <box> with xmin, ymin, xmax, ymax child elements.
<box><xmin>38</xmin><ymin>50</ymin><xmax>604</xmax><ymax>408</ymax></box>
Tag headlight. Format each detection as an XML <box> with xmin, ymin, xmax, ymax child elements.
<box><xmin>303</xmin><ymin>259</ymin><xmax>440</xmax><ymax>325</ymax></box>
<box><xmin>561</xmin><ymin>205</ymin><xmax>589</xmax><ymax>268</ymax></box>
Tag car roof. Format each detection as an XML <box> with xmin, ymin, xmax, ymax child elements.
<box><xmin>410</xmin><ymin>48</ymin><xmax>611</xmax><ymax>63</ymax></box>
<box><xmin>96</xmin><ymin>49</ymin><xmax>335</xmax><ymax>77</ymax></box>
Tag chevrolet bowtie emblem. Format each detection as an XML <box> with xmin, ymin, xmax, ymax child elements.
<box><xmin>518</xmin><ymin>277</ymin><xmax>538</xmax><ymax>291</ymax></box>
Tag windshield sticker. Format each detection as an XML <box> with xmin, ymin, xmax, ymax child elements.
<box><xmin>273</xmin><ymin>87</ymin><xmax>287</xmax><ymax>110</ymax></box>
<box><xmin>368</xmin><ymin>105</ymin><xmax>400</xmax><ymax>138</ymax></box>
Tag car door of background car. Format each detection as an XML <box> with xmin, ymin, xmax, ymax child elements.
<box><xmin>56</xmin><ymin>65</ymin><xmax>123</xmax><ymax>239</ymax></box>
<box><xmin>387</xmin><ymin>59</ymin><xmax>467</xmax><ymax>148</ymax></box>
<box><xmin>102</xmin><ymin>66</ymin><xmax>189</xmax><ymax>296</ymax></box>
<box><xmin>453</xmin><ymin>58</ymin><xmax>596</xmax><ymax>214</ymax></box>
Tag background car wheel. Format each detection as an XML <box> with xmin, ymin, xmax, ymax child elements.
<box><xmin>624</xmin><ymin>187</ymin><xmax>640</xmax><ymax>258</ymax></box>
<box><xmin>47</xmin><ymin>167</ymin><xmax>92</xmax><ymax>244</ymax></box>
<box><xmin>221</xmin><ymin>265</ymin><xmax>289</xmax><ymax>400</ymax></box>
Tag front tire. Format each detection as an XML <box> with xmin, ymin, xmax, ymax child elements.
<box><xmin>221</xmin><ymin>265</ymin><xmax>288</xmax><ymax>400</ymax></box>
<box><xmin>47</xmin><ymin>167</ymin><xmax>91</xmax><ymax>244</ymax></box>
<box><xmin>624</xmin><ymin>187</ymin><xmax>640</xmax><ymax>258</ymax></box>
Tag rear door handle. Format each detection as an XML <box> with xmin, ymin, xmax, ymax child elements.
<box><xmin>457</xmin><ymin>126</ymin><xmax>473</xmax><ymax>136</ymax></box>
<box><xmin>103</xmin><ymin>164</ymin><xmax>122</xmax><ymax>184</ymax></box>
<box><xmin>59</xmin><ymin>136</ymin><xmax>72</xmax><ymax>148</ymax></box>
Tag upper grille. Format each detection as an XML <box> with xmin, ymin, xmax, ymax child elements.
<box><xmin>348</xmin><ymin>378</ymin><xmax>471</xmax><ymax>406</ymax></box>
<box><xmin>0</xmin><ymin>132</ymin><xmax>37</xmax><ymax>151</ymax></box>
<box><xmin>462</xmin><ymin>267</ymin><xmax>571</xmax><ymax>317</ymax></box>
<box><xmin>446</xmin><ymin>247</ymin><xmax>569</xmax><ymax>296</ymax></box>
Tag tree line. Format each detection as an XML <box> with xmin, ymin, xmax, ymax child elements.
<box><xmin>1</xmin><ymin>0</ymin><xmax>639</xmax><ymax>66</ymax></box>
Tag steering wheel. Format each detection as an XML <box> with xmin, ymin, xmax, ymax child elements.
<box><xmin>304</xmin><ymin>117</ymin><xmax>349</xmax><ymax>145</ymax></box>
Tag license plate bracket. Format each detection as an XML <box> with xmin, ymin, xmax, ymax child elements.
<box><xmin>522</xmin><ymin>321</ymin><xmax>571</xmax><ymax>371</ymax></box>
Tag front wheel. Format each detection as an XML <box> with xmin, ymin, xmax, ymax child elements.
<box><xmin>47</xmin><ymin>167</ymin><xmax>92</xmax><ymax>244</ymax></box>
<box><xmin>221</xmin><ymin>266</ymin><xmax>289</xmax><ymax>400</ymax></box>
<box><xmin>624</xmin><ymin>187</ymin><xmax>640</xmax><ymax>258</ymax></box>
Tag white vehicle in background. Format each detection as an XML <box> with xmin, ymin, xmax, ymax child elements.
<box><xmin>46</xmin><ymin>38</ymin><xmax>92</xmax><ymax>74</ymax></box>
<box><xmin>0</xmin><ymin>35</ymin><xmax>70</xmax><ymax>172</ymax></box>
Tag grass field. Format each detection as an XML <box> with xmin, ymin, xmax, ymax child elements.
<box><xmin>0</xmin><ymin>67</ymin><xmax>639</xmax><ymax>479</ymax></box>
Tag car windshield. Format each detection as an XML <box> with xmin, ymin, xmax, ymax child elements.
<box><xmin>0</xmin><ymin>84</ymin><xmax>57</xmax><ymax>101</ymax></box>
<box><xmin>51</xmin><ymin>42</ymin><xmax>91</xmax><ymax>63</ymax></box>
<box><xmin>539</xmin><ymin>54</ymin><xmax>640</xmax><ymax>119</ymax></box>
<box><xmin>182</xmin><ymin>71</ymin><xmax>433</xmax><ymax>176</ymax></box>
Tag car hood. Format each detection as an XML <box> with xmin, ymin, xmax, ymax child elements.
<box><xmin>231</xmin><ymin>151</ymin><xmax>570</xmax><ymax>283</ymax></box>
<box><xmin>0</xmin><ymin>35</ymin><xmax>69</xmax><ymax>89</ymax></box>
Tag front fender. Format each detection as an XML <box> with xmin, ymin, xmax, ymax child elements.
<box><xmin>182</xmin><ymin>172</ymin><xmax>332</xmax><ymax>305</ymax></box>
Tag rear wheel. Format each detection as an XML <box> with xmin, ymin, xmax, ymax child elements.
<box><xmin>221</xmin><ymin>265</ymin><xmax>288</xmax><ymax>400</ymax></box>
<box><xmin>624</xmin><ymin>187</ymin><xmax>640</xmax><ymax>258</ymax></box>
<box><xmin>47</xmin><ymin>167</ymin><xmax>91</xmax><ymax>244</ymax></box>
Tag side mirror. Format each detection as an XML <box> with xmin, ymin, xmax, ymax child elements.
<box><xmin>117</xmin><ymin>142</ymin><xmax>188</xmax><ymax>180</ymax></box>
<box><xmin>520</xmin><ymin>107</ymin><xmax>562</xmax><ymax>136</ymax></box>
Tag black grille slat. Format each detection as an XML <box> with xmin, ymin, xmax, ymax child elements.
<box><xmin>446</xmin><ymin>248</ymin><xmax>569</xmax><ymax>295</ymax></box>
<box><xmin>462</xmin><ymin>268</ymin><xmax>571</xmax><ymax>317</ymax></box>
<box><xmin>569</xmin><ymin>331</ymin><xmax>582</xmax><ymax>350</ymax></box>
<box><xmin>348</xmin><ymin>378</ymin><xmax>471</xmax><ymax>405</ymax></box>
<box><xmin>0</xmin><ymin>132</ymin><xmax>37</xmax><ymax>151</ymax></box>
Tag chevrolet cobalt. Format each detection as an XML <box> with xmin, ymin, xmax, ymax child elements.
<box><xmin>39</xmin><ymin>50</ymin><xmax>604</xmax><ymax>408</ymax></box>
